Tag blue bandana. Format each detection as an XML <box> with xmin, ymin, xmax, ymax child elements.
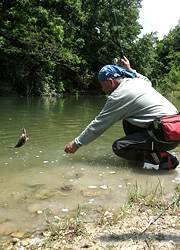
<box><xmin>98</xmin><ymin>65</ymin><xmax>135</xmax><ymax>82</ymax></box>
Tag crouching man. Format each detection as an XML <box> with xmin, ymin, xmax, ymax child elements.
<box><xmin>64</xmin><ymin>57</ymin><xmax>179</xmax><ymax>170</ymax></box>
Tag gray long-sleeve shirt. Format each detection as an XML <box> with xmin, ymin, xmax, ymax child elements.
<box><xmin>73</xmin><ymin>70</ymin><xmax>178</xmax><ymax>148</ymax></box>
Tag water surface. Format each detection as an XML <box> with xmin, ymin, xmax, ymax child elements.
<box><xmin>0</xmin><ymin>95</ymin><xmax>180</xmax><ymax>242</ymax></box>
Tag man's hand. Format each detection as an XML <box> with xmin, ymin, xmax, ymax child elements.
<box><xmin>64</xmin><ymin>141</ymin><xmax>78</xmax><ymax>154</ymax></box>
<box><xmin>120</xmin><ymin>56</ymin><xmax>131</xmax><ymax>72</ymax></box>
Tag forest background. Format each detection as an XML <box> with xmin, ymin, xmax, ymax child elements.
<box><xmin>0</xmin><ymin>0</ymin><xmax>180</xmax><ymax>96</ymax></box>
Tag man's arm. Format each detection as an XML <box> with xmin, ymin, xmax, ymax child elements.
<box><xmin>121</xmin><ymin>56</ymin><xmax>152</xmax><ymax>85</ymax></box>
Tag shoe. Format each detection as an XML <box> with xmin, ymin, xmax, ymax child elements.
<box><xmin>159</xmin><ymin>154</ymin><xmax>179</xmax><ymax>170</ymax></box>
<box><xmin>143</xmin><ymin>162</ymin><xmax>159</xmax><ymax>170</ymax></box>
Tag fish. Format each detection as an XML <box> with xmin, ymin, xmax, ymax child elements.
<box><xmin>15</xmin><ymin>133</ymin><xmax>29</xmax><ymax>148</ymax></box>
<box><xmin>7</xmin><ymin>128</ymin><xmax>29</xmax><ymax>148</ymax></box>
<box><xmin>15</xmin><ymin>128</ymin><xmax>29</xmax><ymax>147</ymax></box>
<box><xmin>12</xmin><ymin>128</ymin><xmax>29</xmax><ymax>148</ymax></box>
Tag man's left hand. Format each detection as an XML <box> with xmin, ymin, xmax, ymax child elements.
<box><xmin>120</xmin><ymin>56</ymin><xmax>131</xmax><ymax>72</ymax></box>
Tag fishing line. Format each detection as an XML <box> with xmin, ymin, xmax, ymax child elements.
<box><xmin>110</xmin><ymin>0</ymin><xmax>124</xmax><ymax>59</ymax></box>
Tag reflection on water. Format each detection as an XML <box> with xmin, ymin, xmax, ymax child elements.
<box><xmin>0</xmin><ymin>95</ymin><xmax>180</xmax><ymax>242</ymax></box>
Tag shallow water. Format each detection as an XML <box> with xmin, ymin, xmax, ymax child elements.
<box><xmin>0</xmin><ymin>95</ymin><xmax>180</xmax><ymax>242</ymax></box>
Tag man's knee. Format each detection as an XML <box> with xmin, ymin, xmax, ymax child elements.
<box><xmin>112</xmin><ymin>140</ymin><xmax>124</xmax><ymax>157</ymax></box>
<box><xmin>112</xmin><ymin>139</ymin><xmax>139</xmax><ymax>161</ymax></box>
<box><xmin>112</xmin><ymin>140</ymin><xmax>119</xmax><ymax>151</ymax></box>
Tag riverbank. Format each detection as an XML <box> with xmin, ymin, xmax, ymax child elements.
<box><xmin>1</xmin><ymin>182</ymin><xmax>180</xmax><ymax>250</ymax></box>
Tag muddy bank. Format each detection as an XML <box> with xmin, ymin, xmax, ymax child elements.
<box><xmin>1</xmin><ymin>184</ymin><xmax>180</xmax><ymax>250</ymax></box>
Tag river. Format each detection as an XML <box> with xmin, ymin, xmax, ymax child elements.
<box><xmin>0</xmin><ymin>95</ymin><xmax>180</xmax><ymax>242</ymax></box>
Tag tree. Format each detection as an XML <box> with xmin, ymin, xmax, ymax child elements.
<box><xmin>79</xmin><ymin>0</ymin><xmax>142</xmax><ymax>69</ymax></box>
<box><xmin>0</xmin><ymin>0</ymin><xmax>77</xmax><ymax>95</ymax></box>
<box><xmin>127</xmin><ymin>32</ymin><xmax>159</xmax><ymax>84</ymax></box>
<box><xmin>155</xmin><ymin>20</ymin><xmax>180</xmax><ymax>93</ymax></box>
<box><xmin>0</xmin><ymin>0</ymin><xmax>143</xmax><ymax>95</ymax></box>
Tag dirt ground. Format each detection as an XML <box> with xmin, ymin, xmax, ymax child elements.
<box><xmin>2</xmin><ymin>198</ymin><xmax>180</xmax><ymax>250</ymax></box>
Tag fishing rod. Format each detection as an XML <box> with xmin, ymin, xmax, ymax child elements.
<box><xmin>110</xmin><ymin>0</ymin><xmax>124</xmax><ymax>64</ymax></box>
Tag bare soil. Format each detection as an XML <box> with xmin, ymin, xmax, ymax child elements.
<box><xmin>2</xmin><ymin>198</ymin><xmax>180</xmax><ymax>250</ymax></box>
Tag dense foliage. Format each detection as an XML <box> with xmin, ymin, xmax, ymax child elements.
<box><xmin>0</xmin><ymin>0</ymin><xmax>179</xmax><ymax>96</ymax></box>
<box><xmin>155</xmin><ymin>21</ymin><xmax>180</xmax><ymax>94</ymax></box>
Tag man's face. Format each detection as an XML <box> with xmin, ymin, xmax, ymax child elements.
<box><xmin>100</xmin><ymin>79</ymin><xmax>115</xmax><ymax>95</ymax></box>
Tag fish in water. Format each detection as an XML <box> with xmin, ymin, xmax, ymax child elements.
<box><xmin>15</xmin><ymin>128</ymin><xmax>29</xmax><ymax>148</ymax></box>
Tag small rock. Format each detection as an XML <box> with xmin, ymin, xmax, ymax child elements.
<box><xmin>99</xmin><ymin>185</ymin><xmax>108</xmax><ymax>190</ymax></box>
<box><xmin>75</xmin><ymin>173</ymin><xmax>81</xmax><ymax>178</ymax></box>
<box><xmin>104</xmin><ymin>211</ymin><xmax>113</xmax><ymax>217</ymax></box>
<box><xmin>12</xmin><ymin>237</ymin><xmax>20</xmax><ymax>244</ymax></box>
<box><xmin>109</xmin><ymin>171</ymin><xmax>116</xmax><ymax>174</ymax></box>
<box><xmin>30</xmin><ymin>237</ymin><xmax>41</xmax><ymax>245</ymax></box>
<box><xmin>88</xmin><ymin>185</ymin><xmax>97</xmax><ymax>189</ymax></box>
<box><xmin>82</xmin><ymin>189</ymin><xmax>100</xmax><ymax>197</ymax></box>
<box><xmin>0</xmin><ymin>222</ymin><xmax>16</xmax><ymax>235</ymax></box>
<box><xmin>5</xmin><ymin>245</ymin><xmax>14</xmax><ymax>250</ymax></box>
<box><xmin>61</xmin><ymin>185</ymin><xmax>73</xmax><ymax>191</ymax></box>
<box><xmin>82</xmin><ymin>243</ymin><xmax>92</xmax><ymax>248</ymax></box>
<box><xmin>43</xmin><ymin>231</ymin><xmax>51</xmax><ymax>237</ymax></box>
<box><xmin>37</xmin><ymin>210</ymin><xmax>43</xmax><ymax>214</ymax></box>
<box><xmin>26</xmin><ymin>238</ymin><xmax>33</xmax><ymax>244</ymax></box>
<box><xmin>35</xmin><ymin>189</ymin><xmax>66</xmax><ymax>200</ymax></box>
<box><xmin>62</xmin><ymin>208</ymin><xmax>68</xmax><ymax>212</ymax></box>
<box><xmin>11</xmin><ymin>232</ymin><xmax>25</xmax><ymax>238</ymax></box>
<box><xmin>21</xmin><ymin>240</ymin><xmax>29</xmax><ymax>247</ymax></box>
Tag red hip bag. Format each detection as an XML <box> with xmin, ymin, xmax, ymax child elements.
<box><xmin>152</xmin><ymin>114</ymin><xmax>180</xmax><ymax>142</ymax></box>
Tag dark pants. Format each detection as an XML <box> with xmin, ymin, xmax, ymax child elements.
<box><xmin>112</xmin><ymin>120</ymin><xmax>179</xmax><ymax>164</ymax></box>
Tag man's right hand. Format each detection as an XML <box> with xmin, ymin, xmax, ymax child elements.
<box><xmin>64</xmin><ymin>141</ymin><xmax>78</xmax><ymax>154</ymax></box>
